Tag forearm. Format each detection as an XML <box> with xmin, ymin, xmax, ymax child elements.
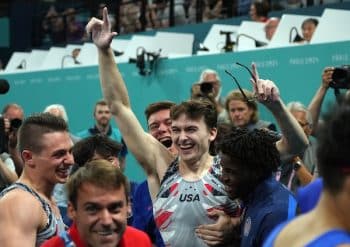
<box><xmin>8</xmin><ymin>147</ymin><xmax>23</xmax><ymax>176</ymax></box>
<box><xmin>267</xmin><ymin>99</ymin><xmax>308</xmax><ymax>156</ymax></box>
<box><xmin>98</xmin><ymin>47</ymin><xmax>131</xmax><ymax>111</ymax></box>
<box><xmin>296</xmin><ymin>166</ymin><xmax>313</xmax><ymax>186</ymax></box>
<box><xmin>307</xmin><ymin>85</ymin><xmax>328</xmax><ymax>135</ymax></box>
<box><xmin>0</xmin><ymin>159</ymin><xmax>17</xmax><ymax>184</ymax></box>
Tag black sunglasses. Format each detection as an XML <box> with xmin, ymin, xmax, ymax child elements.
<box><xmin>224</xmin><ymin>62</ymin><xmax>257</xmax><ymax>103</ymax></box>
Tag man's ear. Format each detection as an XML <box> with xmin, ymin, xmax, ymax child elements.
<box><xmin>67</xmin><ymin>202</ymin><xmax>77</xmax><ymax>221</ymax></box>
<box><xmin>209</xmin><ymin>127</ymin><xmax>217</xmax><ymax>142</ymax></box>
<box><xmin>111</xmin><ymin>156</ymin><xmax>120</xmax><ymax>169</ymax></box>
<box><xmin>22</xmin><ymin>150</ymin><xmax>34</xmax><ymax>168</ymax></box>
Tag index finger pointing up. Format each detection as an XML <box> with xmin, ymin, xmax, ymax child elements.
<box><xmin>251</xmin><ymin>62</ymin><xmax>259</xmax><ymax>83</ymax></box>
<box><xmin>102</xmin><ymin>7</ymin><xmax>110</xmax><ymax>30</ymax></box>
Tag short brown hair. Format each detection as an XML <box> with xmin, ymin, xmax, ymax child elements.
<box><xmin>144</xmin><ymin>101</ymin><xmax>176</xmax><ymax>121</ymax></box>
<box><xmin>66</xmin><ymin>159</ymin><xmax>129</xmax><ymax>208</ymax></box>
<box><xmin>170</xmin><ymin>99</ymin><xmax>217</xmax><ymax>129</ymax></box>
<box><xmin>94</xmin><ymin>99</ymin><xmax>109</xmax><ymax>113</ymax></box>
<box><xmin>18</xmin><ymin>113</ymin><xmax>69</xmax><ymax>154</ymax></box>
<box><xmin>225</xmin><ymin>89</ymin><xmax>259</xmax><ymax>124</ymax></box>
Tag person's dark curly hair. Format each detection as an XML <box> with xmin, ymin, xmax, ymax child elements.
<box><xmin>72</xmin><ymin>134</ymin><xmax>122</xmax><ymax>166</ymax></box>
<box><xmin>218</xmin><ymin>127</ymin><xmax>280</xmax><ymax>201</ymax></box>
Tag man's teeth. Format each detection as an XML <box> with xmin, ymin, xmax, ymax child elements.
<box><xmin>180</xmin><ymin>144</ymin><xmax>193</xmax><ymax>149</ymax></box>
<box><xmin>57</xmin><ymin>167</ymin><xmax>68</xmax><ymax>173</ymax></box>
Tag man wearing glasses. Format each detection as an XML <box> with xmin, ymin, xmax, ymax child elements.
<box><xmin>197</xmin><ymin>69</ymin><xmax>230</xmax><ymax>124</ymax></box>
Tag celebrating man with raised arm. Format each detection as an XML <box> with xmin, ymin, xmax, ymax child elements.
<box><xmin>86</xmin><ymin>7</ymin><xmax>308</xmax><ymax>247</ymax></box>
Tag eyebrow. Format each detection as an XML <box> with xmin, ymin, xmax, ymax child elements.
<box><xmin>84</xmin><ymin>201</ymin><xmax>124</xmax><ymax>208</ymax></box>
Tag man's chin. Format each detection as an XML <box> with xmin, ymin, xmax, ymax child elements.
<box><xmin>93</xmin><ymin>233</ymin><xmax>121</xmax><ymax>247</ymax></box>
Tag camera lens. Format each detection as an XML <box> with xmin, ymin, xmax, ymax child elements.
<box><xmin>10</xmin><ymin>118</ymin><xmax>22</xmax><ymax>129</ymax></box>
<box><xmin>331</xmin><ymin>66</ymin><xmax>350</xmax><ymax>89</ymax></box>
<box><xmin>200</xmin><ymin>82</ymin><xmax>214</xmax><ymax>94</ymax></box>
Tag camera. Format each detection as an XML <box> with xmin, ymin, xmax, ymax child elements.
<box><xmin>0</xmin><ymin>117</ymin><xmax>22</xmax><ymax>153</ymax></box>
<box><xmin>200</xmin><ymin>82</ymin><xmax>214</xmax><ymax>95</ymax></box>
<box><xmin>331</xmin><ymin>65</ymin><xmax>350</xmax><ymax>89</ymax></box>
<box><xmin>9</xmin><ymin>118</ymin><xmax>22</xmax><ymax>130</ymax></box>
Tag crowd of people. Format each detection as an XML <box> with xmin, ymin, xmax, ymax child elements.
<box><xmin>0</xmin><ymin>4</ymin><xmax>349</xmax><ymax>247</ymax></box>
<box><xmin>37</xmin><ymin>0</ymin><xmax>323</xmax><ymax>47</ymax></box>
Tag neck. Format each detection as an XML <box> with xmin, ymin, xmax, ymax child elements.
<box><xmin>313</xmin><ymin>190</ymin><xmax>350</xmax><ymax>231</ymax></box>
<box><xmin>179</xmin><ymin>153</ymin><xmax>213</xmax><ymax>180</ymax></box>
<box><xmin>18</xmin><ymin>171</ymin><xmax>55</xmax><ymax>199</ymax></box>
<box><xmin>96</xmin><ymin>124</ymin><xmax>109</xmax><ymax>135</ymax></box>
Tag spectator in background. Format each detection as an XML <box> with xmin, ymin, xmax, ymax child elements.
<box><xmin>76</xmin><ymin>99</ymin><xmax>122</xmax><ymax>141</ymax></box>
<box><xmin>42</xmin><ymin>5</ymin><xmax>65</xmax><ymax>45</ymax></box>
<box><xmin>202</xmin><ymin>0</ymin><xmax>223</xmax><ymax>22</ymax></box>
<box><xmin>120</xmin><ymin>0</ymin><xmax>142</xmax><ymax>33</ymax></box>
<box><xmin>71</xmin><ymin>48</ymin><xmax>81</xmax><ymax>64</ymax></box>
<box><xmin>249</xmin><ymin>0</ymin><xmax>270</xmax><ymax>22</ymax></box>
<box><xmin>44</xmin><ymin>104</ymin><xmax>80</xmax><ymax>143</ymax></box>
<box><xmin>198</xmin><ymin>69</ymin><xmax>230</xmax><ymax>124</ymax></box>
<box><xmin>264</xmin><ymin>17</ymin><xmax>280</xmax><ymax>41</ymax></box>
<box><xmin>285</xmin><ymin>0</ymin><xmax>302</xmax><ymax>9</ymax></box>
<box><xmin>98</xmin><ymin>3</ymin><xmax>116</xmax><ymax>31</ymax></box>
<box><xmin>1</xmin><ymin>103</ymin><xmax>25</xmax><ymax>176</ymax></box>
<box><xmin>148</xmin><ymin>0</ymin><xmax>169</xmax><ymax>28</ymax></box>
<box><xmin>301</xmin><ymin>18</ymin><xmax>318</xmax><ymax>43</ymax></box>
<box><xmin>225</xmin><ymin>89</ymin><xmax>277</xmax><ymax>131</ymax></box>
<box><xmin>63</xmin><ymin>8</ymin><xmax>85</xmax><ymax>43</ymax></box>
<box><xmin>42</xmin><ymin>160</ymin><xmax>152</xmax><ymax>247</ymax></box>
<box><xmin>293</xmin><ymin>18</ymin><xmax>319</xmax><ymax>44</ymax></box>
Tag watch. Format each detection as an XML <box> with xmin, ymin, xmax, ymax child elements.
<box><xmin>293</xmin><ymin>160</ymin><xmax>302</xmax><ymax>171</ymax></box>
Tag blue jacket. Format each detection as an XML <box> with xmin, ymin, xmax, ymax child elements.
<box><xmin>241</xmin><ymin>177</ymin><xmax>297</xmax><ymax>247</ymax></box>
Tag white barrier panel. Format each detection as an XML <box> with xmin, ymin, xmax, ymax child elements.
<box><xmin>5</xmin><ymin>52</ymin><xmax>31</xmax><ymax>73</ymax></box>
<box><xmin>76</xmin><ymin>42</ymin><xmax>98</xmax><ymax>66</ymax></box>
<box><xmin>111</xmin><ymin>39</ymin><xmax>131</xmax><ymax>63</ymax></box>
<box><xmin>40</xmin><ymin>47</ymin><xmax>68</xmax><ymax>70</ymax></box>
<box><xmin>311</xmin><ymin>8</ymin><xmax>350</xmax><ymax>44</ymax></box>
<box><xmin>154</xmin><ymin>32</ymin><xmax>194</xmax><ymax>58</ymax></box>
<box><xmin>236</xmin><ymin>21</ymin><xmax>268</xmax><ymax>51</ymax></box>
<box><xmin>123</xmin><ymin>35</ymin><xmax>158</xmax><ymax>62</ymax></box>
<box><xmin>26</xmin><ymin>49</ymin><xmax>49</xmax><ymax>71</ymax></box>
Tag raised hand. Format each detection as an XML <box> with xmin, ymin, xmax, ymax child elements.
<box><xmin>322</xmin><ymin>67</ymin><xmax>334</xmax><ymax>89</ymax></box>
<box><xmin>85</xmin><ymin>7</ymin><xmax>117</xmax><ymax>50</ymax></box>
<box><xmin>250</xmin><ymin>63</ymin><xmax>280</xmax><ymax>104</ymax></box>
